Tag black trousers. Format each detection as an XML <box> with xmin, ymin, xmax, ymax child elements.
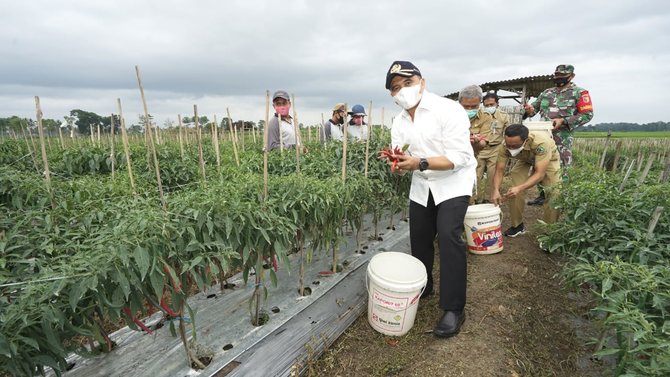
<box><xmin>409</xmin><ymin>192</ymin><xmax>469</xmax><ymax>311</ymax></box>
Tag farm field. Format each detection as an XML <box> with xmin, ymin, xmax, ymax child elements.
<box><xmin>575</xmin><ymin>131</ymin><xmax>670</xmax><ymax>138</ymax></box>
<box><xmin>1</xmin><ymin>125</ymin><xmax>669</xmax><ymax>376</ymax></box>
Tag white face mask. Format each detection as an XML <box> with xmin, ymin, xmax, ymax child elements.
<box><xmin>484</xmin><ymin>106</ymin><xmax>496</xmax><ymax>114</ymax></box>
<box><xmin>507</xmin><ymin>143</ymin><xmax>525</xmax><ymax>157</ymax></box>
<box><xmin>393</xmin><ymin>83</ymin><xmax>423</xmax><ymax>110</ymax></box>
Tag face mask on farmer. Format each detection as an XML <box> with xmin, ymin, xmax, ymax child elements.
<box><xmin>274</xmin><ymin>105</ymin><xmax>290</xmax><ymax>117</ymax></box>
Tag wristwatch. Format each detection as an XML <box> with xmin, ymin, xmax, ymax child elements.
<box><xmin>419</xmin><ymin>158</ymin><xmax>429</xmax><ymax>172</ymax></box>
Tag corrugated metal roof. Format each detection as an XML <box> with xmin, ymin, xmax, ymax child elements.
<box><xmin>445</xmin><ymin>74</ymin><xmax>554</xmax><ymax>101</ymax></box>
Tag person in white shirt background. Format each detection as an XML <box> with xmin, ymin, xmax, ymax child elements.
<box><xmin>346</xmin><ymin>104</ymin><xmax>369</xmax><ymax>141</ymax></box>
<box><xmin>386</xmin><ymin>60</ymin><xmax>477</xmax><ymax>338</ymax></box>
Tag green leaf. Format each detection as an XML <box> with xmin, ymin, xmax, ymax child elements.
<box><xmin>149</xmin><ymin>269</ymin><xmax>166</xmax><ymax>300</ymax></box>
<box><xmin>134</xmin><ymin>246</ymin><xmax>151</xmax><ymax>281</ymax></box>
<box><xmin>116</xmin><ymin>269</ymin><xmax>131</xmax><ymax>299</ymax></box>
<box><xmin>594</xmin><ymin>347</ymin><xmax>621</xmax><ymax>357</ymax></box>
<box><xmin>601</xmin><ymin>277</ymin><xmax>612</xmax><ymax>296</ymax></box>
<box><xmin>69</xmin><ymin>280</ymin><xmax>88</xmax><ymax>311</ymax></box>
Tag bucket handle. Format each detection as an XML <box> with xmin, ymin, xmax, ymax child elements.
<box><xmin>365</xmin><ymin>274</ymin><xmax>427</xmax><ymax>311</ymax></box>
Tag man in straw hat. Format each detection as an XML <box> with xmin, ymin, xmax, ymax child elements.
<box><xmin>385</xmin><ymin>60</ymin><xmax>476</xmax><ymax>338</ymax></box>
<box><xmin>320</xmin><ymin>103</ymin><xmax>346</xmax><ymax>142</ymax></box>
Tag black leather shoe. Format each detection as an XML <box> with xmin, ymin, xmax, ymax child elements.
<box><xmin>433</xmin><ymin>310</ymin><xmax>465</xmax><ymax>338</ymax></box>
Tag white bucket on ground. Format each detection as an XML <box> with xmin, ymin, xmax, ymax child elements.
<box><xmin>367</xmin><ymin>252</ymin><xmax>427</xmax><ymax>336</ymax></box>
<box><xmin>464</xmin><ymin>204</ymin><xmax>503</xmax><ymax>255</ymax></box>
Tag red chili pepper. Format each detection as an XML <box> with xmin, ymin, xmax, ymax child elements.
<box><xmin>378</xmin><ymin>145</ymin><xmax>407</xmax><ymax>172</ymax></box>
<box><xmin>123</xmin><ymin>306</ymin><xmax>154</xmax><ymax>334</ymax></box>
<box><xmin>163</xmin><ymin>263</ymin><xmax>182</xmax><ymax>293</ymax></box>
<box><xmin>159</xmin><ymin>297</ymin><xmax>181</xmax><ymax>318</ymax></box>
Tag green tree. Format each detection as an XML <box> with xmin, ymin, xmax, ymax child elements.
<box><xmin>70</xmin><ymin>109</ymin><xmax>104</xmax><ymax>135</ymax></box>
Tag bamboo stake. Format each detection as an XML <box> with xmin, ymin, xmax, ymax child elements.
<box><xmin>57</xmin><ymin>124</ymin><xmax>65</xmax><ymax>149</ymax></box>
<box><xmin>251</xmin><ymin>116</ymin><xmax>257</xmax><ymax>145</ymax></box>
<box><xmin>227</xmin><ymin>108</ymin><xmax>241</xmax><ymax>167</ymax></box>
<box><xmin>341</xmin><ymin>103</ymin><xmax>349</xmax><ymax>182</ymax></box>
<box><xmin>278</xmin><ymin>113</ymin><xmax>284</xmax><ymax>152</ymax></box>
<box><xmin>22</xmin><ymin>127</ymin><xmax>39</xmax><ymax>173</ymax></box>
<box><xmin>97</xmin><ymin>123</ymin><xmax>101</xmax><ymax>146</ymax></box>
<box><xmin>364</xmin><ymin>100</ymin><xmax>372</xmax><ymax>178</ymax></box>
<box><xmin>212</xmin><ymin>114</ymin><xmax>222</xmax><ymax>175</ymax></box>
<box><xmin>117</xmin><ymin>98</ymin><xmax>136</xmax><ymax>194</ymax></box>
<box><xmin>194</xmin><ymin>105</ymin><xmax>207</xmax><ymax>184</ymax></box>
<box><xmin>90</xmin><ymin>125</ymin><xmax>95</xmax><ymax>145</ymax></box>
<box><xmin>611</xmin><ymin>140</ymin><xmax>623</xmax><ymax>172</ymax></box>
<box><xmin>263</xmin><ymin>90</ymin><xmax>270</xmax><ymax>200</ymax></box>
<box><xmin>647</xmin><ymin>206</ymin><xmax>665</xmax><ymax>238</ymax></box>
<box><xmin>661</xmin><ymin>152</ymin><xmax>670</xmax><ymax>183</ymax></box>
<box><xmin>110</xmin><ymin>113</ymin><xmax>116</xmax><ymax>178</ymax></box>
<box><xmin>135</xmin><ymin>65</ymin><xmax>167</xmax><ymax>212</ymax></box>
<box><xmin>320</xmin><ymin>112</ymin><xmax>326</xmax><ymax>142</ymax></box>
<box><xmin>177</xmin><ymin>114</ymin><xmax>185</xmax><ymax>159</ymax></box>
<box><xmin>291</xmin><ymin>94</ymin><xmax>301</xmax><ymax>174</ymax></box>
<box><xmin>34</xmin><ymin>96</ymin><xmax>55</xmax><ymax>210</ymax></box>
<box><xmin>639</xmin><ymin>155</ymin><xmax>654</xmax><ymax>185</ymax></box>
<box><xmin>619</xmin><ymin>158</ymin><xmax>635</xmax><ymax>193</ymax></box>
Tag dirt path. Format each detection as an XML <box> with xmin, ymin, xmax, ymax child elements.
<box><xmin>307</xmin><ymin>195</ymin><xmax>606</xmax><ymax>377</ymax></box>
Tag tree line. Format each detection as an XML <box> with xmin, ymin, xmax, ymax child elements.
<box><xmin>0</xmin><ymin>109</ymin><xmax>268</xmax><ymax>137</ymax></box>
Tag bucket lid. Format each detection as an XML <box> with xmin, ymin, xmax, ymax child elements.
<box><xmin>466</xmin><ymin>203</ymin><xmax>500</xmax><ymax>215</ymax></box>
<box><xmin>368</xmin><ymin>252</ymin><xmax>427</xmax><ymax>290</ymax></box>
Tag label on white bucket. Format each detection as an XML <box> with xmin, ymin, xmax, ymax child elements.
<box><xmin>367</xmin><ymin>252</ymin><xmax>426</xmax><ymax>336</ymax></box>
<box><xmin>464</xmin><ymin>204</ymin><xmax>503</xmax><ymax>254</ymax></box>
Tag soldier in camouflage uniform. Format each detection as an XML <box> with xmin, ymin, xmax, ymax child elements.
<box><xmin>523</xmin><ymin>64</ymin><xmax>593</xmax><ymax>204</ymax></box>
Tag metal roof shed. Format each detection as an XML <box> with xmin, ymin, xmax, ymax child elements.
<box><xmin>445</xmin><ymin>74</ymin><xmax>554</xmax><ymax>103</ymax></box>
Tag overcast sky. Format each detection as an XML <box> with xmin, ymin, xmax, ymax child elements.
<box><xmin>1</xmin><ymin>0</ymin><xmax>669</xmax><ymax>127</ymax></box>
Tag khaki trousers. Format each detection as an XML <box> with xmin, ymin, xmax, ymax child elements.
<box><xmin>509</xmin><ymin>160</ymin><xmax>561</xmax><ymax>227</ymax></box>
<box><xmin>475</xmin><ymin>146</ymin><xmax>499</xmax><ymax>202</ymax></box>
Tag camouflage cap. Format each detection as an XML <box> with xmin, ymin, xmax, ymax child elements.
<box><xmin>554</xmin><ymin>64</ymin><xmax>574</xmax><ymax>75</ymax></box>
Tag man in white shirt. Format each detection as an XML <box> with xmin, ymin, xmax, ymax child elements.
<box><xmin>387</xmin><ymin>60</ymin><xmax>477</xmax><ymax>338</ymax></box>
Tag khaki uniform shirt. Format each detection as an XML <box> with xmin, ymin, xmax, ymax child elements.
<box><xmin>497</xmin><ymin>131</ymin><xmax>560</xmax><ymax>168</ymax></box>
<box><xmin>469</xmin><ymin>110</ymin><xmax>495</xmax><ymax>143</ymax></box>
<box><xmin>489</xmin><ymin>109</ymin><xmax>510</xmax><ymax>146</ymax></box>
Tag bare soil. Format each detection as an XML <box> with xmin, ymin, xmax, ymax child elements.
<box><xmin>307</xmin><ymin>192</ymin><xmax>606</xmax><ymax>377</ymax></box>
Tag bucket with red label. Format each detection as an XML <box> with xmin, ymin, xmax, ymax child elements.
<box><xmin>464</xmin><ymin>204</ymin><xmax>503</xmax><ymax>255</ymax></box>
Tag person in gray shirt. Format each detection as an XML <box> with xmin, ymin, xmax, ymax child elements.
<box><xmin>266</xmin><ymin>90</ymin><xmax>302</xmax><ymax>151</ymax></box>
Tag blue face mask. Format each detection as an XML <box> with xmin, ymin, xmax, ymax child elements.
<box><xmin>466</xmin><ymin>109</ymin><xmax>479</xmax><ymax>119</ymax></box>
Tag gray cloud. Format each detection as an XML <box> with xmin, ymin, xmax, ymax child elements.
<box><xmin>1</xmin><ymin>0</ymin><xmax>669</xmax><ymax>127</ymax></box>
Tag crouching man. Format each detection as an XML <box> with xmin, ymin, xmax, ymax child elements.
<box><xmin>491</xmin><ymin>124</ymin><xmax>561</xmax><ymax>237</ymax></box>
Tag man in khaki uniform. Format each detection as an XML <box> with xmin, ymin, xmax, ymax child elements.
<box><xmin>491</xmin><ymin>124</ymin><xmax>561</xmax><ymax>237</ymax></box>
<box><xmin>459</xmin><ymin>85</ymin><xmax>499</xmax><ymax>203</ymax></box>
